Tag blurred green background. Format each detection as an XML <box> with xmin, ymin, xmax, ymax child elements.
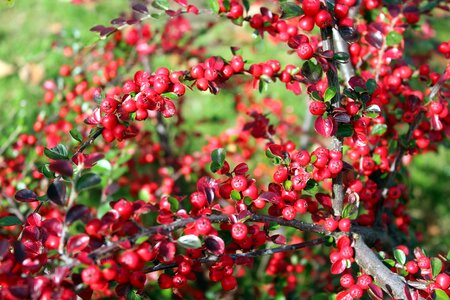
<box><xmin>0</xmin><ymin>0</ymin><xmax>448</xmax><ymax>256</ymax></box>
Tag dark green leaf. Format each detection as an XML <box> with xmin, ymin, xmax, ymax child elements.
<box><xmin>310</xmin><ymin>91</ymin><xmax>322</xmax><ymax>101</ymax></box>
<box><xmin>393</xmin><ymin>249</ymin><xmax>406</xmax><ymax>265</ymax></box>
<box><xmin>207</xmin><ymin>0</ymin><xmax>220</xmax><ymax>13</ymax></box>
<box><xmin>269</xmin><ymin>222</ymin><xmax>280</xmax><ymax>231</ymax></box>
<box><xmin>126</xmin><ymin>288</ymin><xmax>143</xmax><ymax>300</ymax></box>
<box><xmin>258</xmin><ymin>79</ymin><xmax>268</xmax><ymax>93</ymax></box>
<box><xmin>75</xmin><ymin>173</ymin><xmax>101</xmax><ymax>192</ymax></box>
<box><xmin>47</xmin><ymin>181</ymin><xmax>66</xmax><ymax>206</ymax></box>
<box><xmin>69</xmin><ymin>129</ymin><xmax>83</xmax><ymax>143</ymax></box>
<box><xmin>242</xmin><ymin>0</ymin><xmax>249</xmax><ymax>12</ymax></box>
<box><xmin>301</xmin><ymin>61</ymin><xmax>323</xmax><ymax>83</ymax></box>
<box><xmin>210</xmin><ymin>161</ymin><xmax>222</xmax><ymax>173</ymax></box>
<box><xmin>0</xmin><ymin>215</ymin><xmax>22</xmax><ymax>227</ymax></box>
<box><xmin>333</xmin><ymin>52</ymin><xmax>350</xmax><ymax>63</ymax></box>
<box><xmin>366</xmin><ymin>79</ymin><xmax>377</xmax><ymax>95</ymax></box>
<box><xmin>336</xmin><ymin>124</ymin><xmax>354</xmax><ymax>137</ymax></box>
<box><xmin>44</xmin><ymin>144</ymin><xmax>69</xmax><ymax>160</ymax></box>
<box><xmin>167</xmin><ymin>197</ymin><xmax>179</xmax><ymax>212</ymax></box>
<box><xmin>280</xmin><ymin>2</ymin><xmax>303</xmax><ymax>19</ymax></box>
<box><xmin>211</xmin><ymin>148</ymin><xmax>225</xmax><ymax>165</ymax></box>
<box><xmin>386</xmin><ymin>31</ymin><xmax>402</xmax><ymax>46</ymax></box>
<box><xmin>304</xmin><ymin>179</ymin><xmax>318</xmax><ymax>192</ymax></box>
<box><xmin>371</xmin><ymin>124</ymin><xmax>387</xmax><ymax>136</ymax></box>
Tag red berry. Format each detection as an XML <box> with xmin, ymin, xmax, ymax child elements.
<box><xmin>324</xmin><ymin>217</ymin><xmax>338</xmax><ymax>232</ymax></box>
<box><xmin>196</xmin><ymin>78</ymin><xmax>209</xmax><ymax>91</ymax></box>
<box><xmin>297</xmin><ymin>43</ymin><xmax>314</xmax><ymax>60</ymax></box>
<box><xmin>172</xmin><ymin>274</ymin><xmax>187</xmax><ymax>289</ymax></box>
<box><xmin>349</xmin><ymin>284</ymin><xmax>363</xmax><ymax>298</ymax></box>
<box><xmin>231</xmin><ymin>175</ymin><xmax>248</xmax><ymax>192</ymax></box>
<box><xmin>329</xmin><ymin>159</ymin><xmax>343</xmax><ymax>174</ymax></box>
<box><xmin>130</xmin><ymin>271</ymin><xmax>146</xmax><ymax>289</ymax></box>
<box><xmin>338</xmin><ymin>218</ymin><xmax>351</xmax><ymax>232</ymax></box>
<box><xmin>231</xmin><ymin>223</ymin><xmax>248</xmax><ymax>240</ymax></box>
<box><xmin>101</xmin><ymin>114</ymin><xmax>118</xmax><ymax>130</ymax></box>
<box><xmin>158</xmin><ymin>274</ymin><xmax>173</xmax><ymax>289</ymax></box>
<box><xmin>273</xmin><ymin>166</ymin><xmax>289</xmax><ymax>183</ymax></box>
<box><xmin>436</xmin><ymin>273</ymin><xmax>450</xmax><ymax>290</ymax></box>
<box><xmin>221</xmin><ymin>276</ymin><xmax>237</xmax><ymax>291</ymax></box>
<box><xmin>101</xmin><ymin>260</ymin><xmax>118</xmax><ymax>281</ymax></box>
<box><xmin>82</xmin><ymin>265</ymin><xmax>102</xmax><ymax>285</ymax></box>
<box><xmin>309</xmin><ymin>101</ymin><xmax>327</xmax><ymax>115</ymax></box>
<box><xmin>292</xmin><ymin>150</ymin><xmax>311</xmax><ymax>166</ymax></box>
<box><xmin>195</xmin><ymin>217</ymin><xmax>212</xmax><ymax>235</ymax></box>
<box><xmin>282</xmin><ymin>206</ymin><xmax>297</xmax><ymax>220</ymax></box>
<box><xmin>190</xmin><ymin>192</ymin><xmax>207</xmax><ymax>208</ymax></box>
<box><xmin>357</xmin><ymin>274</ymin><xmax>372</xmax><ymax>289</ymax></box>
<box><xmin>298</xmin><ymin>15</ymin><xmax>315</xmax><ymax>31</ymax></box>
<box><xmin>315</xmin><ymin>10</ymin><xmax>333</xmax><ymax>28</ymax></box>
<box><xmin>340</xmin><ymin>273</ymin><xmax>354</xmax><ymax>288</ymax></box>
<box><xmin>118</xmin><ymin>250</ymin><xmax>143</xmax><ymax>271</ymax></box>
<box><xmin>417</xmin><ymin>257</ymin><xmax>431</xmax><ymax>269</ymax></box>
<box><xmin>113</xmin><ymin>199</ymin><xmax>133</xmax><ymax>220</ymax></box>
<box><xmin>294</xmin><ymin>199</ymin><xmax>308</xmax><ymax>214</ymax></box>
<box><xmin>302</xmin><ymin>0</ymin><xmax>321</xmax><ymax>16</ymax></box>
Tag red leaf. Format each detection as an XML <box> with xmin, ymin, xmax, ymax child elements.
<box><xmin>205</xmin><ymin>235</ymin><xmax>225</xmax><ymax>255</ymax></box>
<box><xmin>15</xmin><ymin>189</ymin><xmax>38</xmax><ymax>202</ymax></box>
<box><xmin>67</xmin><ymin>234</ymin><xmax>90</xmax><ymax>254</ymax></box>
<box><xmin>331</xmin><ymin>259</ymin><xmax>347</xmax><ymax>274</ymax></box>
<box><xmin>156</xmin><ymin>241</ymin><xmax>176</xmax><ymax>263</ymax></box>
<box><xmin>26</xmin><ymin>213</ymin><xmax>42</xmax><ymax>227</ymax></box>
<box><xmin>197</xmin><ymin>176</ymin><xmax>218</xmax><ymax>204</ymax></box>
<box><xmin>314</xmin><ymin>116</ymin><xmax>336</xmax><ymax>137</ymax></box>
<box><xmin>233</xmin><ymin>163</ymin><xmax>249</xmax><ymax>175</ymax></box>
<box><xmin>368</xmin><ymin>283</ymin><xmax>383</xmax><ymax>300</ymax></box>
<box><xmin>271</xmin><ymin>234</ymin><xmax>286</xmax><ymax>245</ymax></box>
<box><xmin>49</xmin><ymin>160</ymin><xmax>73</xmax><ymax>177</ymax></box>
<box><xmin>257</xmin><ymin>191</ymin><xmax>280</xmax><ymax>205</ymax></box>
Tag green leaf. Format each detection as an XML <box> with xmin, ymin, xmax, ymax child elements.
<box><xmin>269</xmin><ymin>222</ymin><xmax>280</xmax><ymax>231</ymax></box>
<box><xmin>135</xmin><ymin>236</ymin><xmax>149</xmax><ymax>245</ymax></box>
<box><xmin>152</xmin><ymin>0</ymin><xmax>169</xmax><ymax>10</ymax></box>
<box><xmin>324</xmin><ymin>87</ymin><xmax>337</xmax><ymax>102</ymax></box>
<box><xmin>366</xmin><ymin>79</ymin><xmax>377</xmax><ymax>95</ymax></box>
<box><xmin>310</xmin><ymin>91</ymin><xmax>322</xmax><ymax>101</ymax></box>
<box><xmin>336</xmin><ymin>124</ymin><xmax>354</xmax><ymax>137</ymax></box>
<box><xmin>231</xmin><ymin>190</ymin><xmax>241</xmax><ymax>200</ymax></box>
<box><xmin>167</xmin><ymin>197</ymin><xmax>179</xmax><ymax>212</ymax></box>
<box><xmin>371</xmin><ymin>124</ymin><xmax>387</xmax><ymax>136</ymax></box>
<box><xmin>393</xmin><ymin>249</ymin><xmax>406</xmax><ymax>265</ymax></box>
<box><xmin>280</xmin><ymin>2</ymin><xmax>303</xmax><ymax>19</ymax></box>
<box><xmin>258</xmin><ymin>79</ymin><xmax>268</xmax><ymax>93</ymax></box>
<box><xmin>373</xmin><ymin>153</ymin><xmax>381</xmax><ymax>165</ymax></box>
<box><xmin>210</xmin><ymin>161</ymin><xmax>222</xmax><ymax>173</ymax></box>
<box><xmin>333</xmin><ymin>52</ymin><xmax>350</xmax><ymax>63</ymax></box>
<box><xmin>69</xmin><ymin>129</ymin><xmax>83</xmax><ymax>143</ymax></box>
<box><xmin>75</xmin><ymin>173</ymin><xmax>101</xmax><ymax>192</ymax></box>
<box><xmin>283</xmin><ymin>180</ymin><xmax>292</xmax><ymax>191</ymax></box>
<box><xmin>243</xmin><ymin>196</ymin><xmax>252</xmax><ymax>206</ymax></box>
<box><xmin>126</xmin><ymin>288</ymin><xmax>143</xmax><ymax>300</ymax></box>
<box><xmin>383</xmin><ymin>259</ymin><xmax>396</xmax><ymax>267</ymax></box>
<box><xmin>177</xmin><ymin>235</ymin><xmax>202</xmax><ymax>249</ymax></box>
<box><xmin>386</xmin><ymin>31</ymin><xmax>402</xmax><ymax>46</ymax></box>
<box><xmin>161</xmin><ymin>92</ymin><xmax>178</xmax><ymax>100</ymax></box>
<box><xmin>44</xmin><ymin>144</ymin><xmax>69</xmax><ymax>160</ymax></box>
<box><xmin>207</xmin><ymin>0</ymin><xmax>220</xmax><ymax>13</ymax></box>
<box><xmin>435</xmin><ymin>289</ymin><xmax>450</xmax><ymax>300</ymax></box>
<box><xmin>431</xmin><ymin>257</ymin><xmax>443</xmax><ymax>279</ymax></box>
<box><xmin>304</xmin><ymin>179</ymin><xmax>318</xmax><ymax>193</ymax></box>
<box><xmin>242</xmin><ymin>0</ymin><xmax>249</xmax><ymax>12</ymax></box>
<box><xmin>0</xmin><ymin>215</ymin><xmax>22</xmax><ymax>226</ymax></box>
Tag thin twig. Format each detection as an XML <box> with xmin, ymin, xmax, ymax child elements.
<box><xmin>143</xmin><ymin>237</ymin><xmax>328</xmax><ymax>273</ymax></box>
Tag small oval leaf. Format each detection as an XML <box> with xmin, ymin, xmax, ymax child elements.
<box><xmin>47</xmin><ymin>181</ymin><xmax>66</xmax><ymax>206</ymax></box>
<box><xmin>15</xmin><ymin>189</ymin><xmax>38</xmax><ymax>203</ymax></box>
<box><xmin>177</xmin><ymin>235</ymin><xmax>202</xmax><ymax>249</ymax></box>
<box><xmin>75</xmin><ymin>173</ymin><xmax>101</xmax><ymax>192</ymax></box>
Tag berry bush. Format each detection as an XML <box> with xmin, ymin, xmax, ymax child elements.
<box><xmin>0</xmin><ymin>0</ymin><xmax>449</xmax><ymax>299</ymax></box>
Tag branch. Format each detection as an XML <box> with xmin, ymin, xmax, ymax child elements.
<box><xmin>72</xmin><ymin>127</ymin><xmax>104</xmax><ymax>158</ymax></box>
<box><xmin>144</xmin><ymin>237</ymin><xmax>328</xmax><ymax>273</ymax></box>
<box><xmin>321</xmin><ymin>25</ymin><xmax>344</xmax><ymax>217</ymax></box>
<box><xmin>88</xmin><ymin>213</ymin><xmax>325</xmax><ymax>260</ymax></box>
<box><xmin>353</xmin><ymin>235</ymin><xmax>423</xmax><ymax>300</ymax></box>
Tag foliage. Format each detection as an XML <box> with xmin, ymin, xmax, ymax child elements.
<box><xmin>0</xmin><ymin>0</ymin><xmax>449</xmax><ymax>299</ymax></box>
